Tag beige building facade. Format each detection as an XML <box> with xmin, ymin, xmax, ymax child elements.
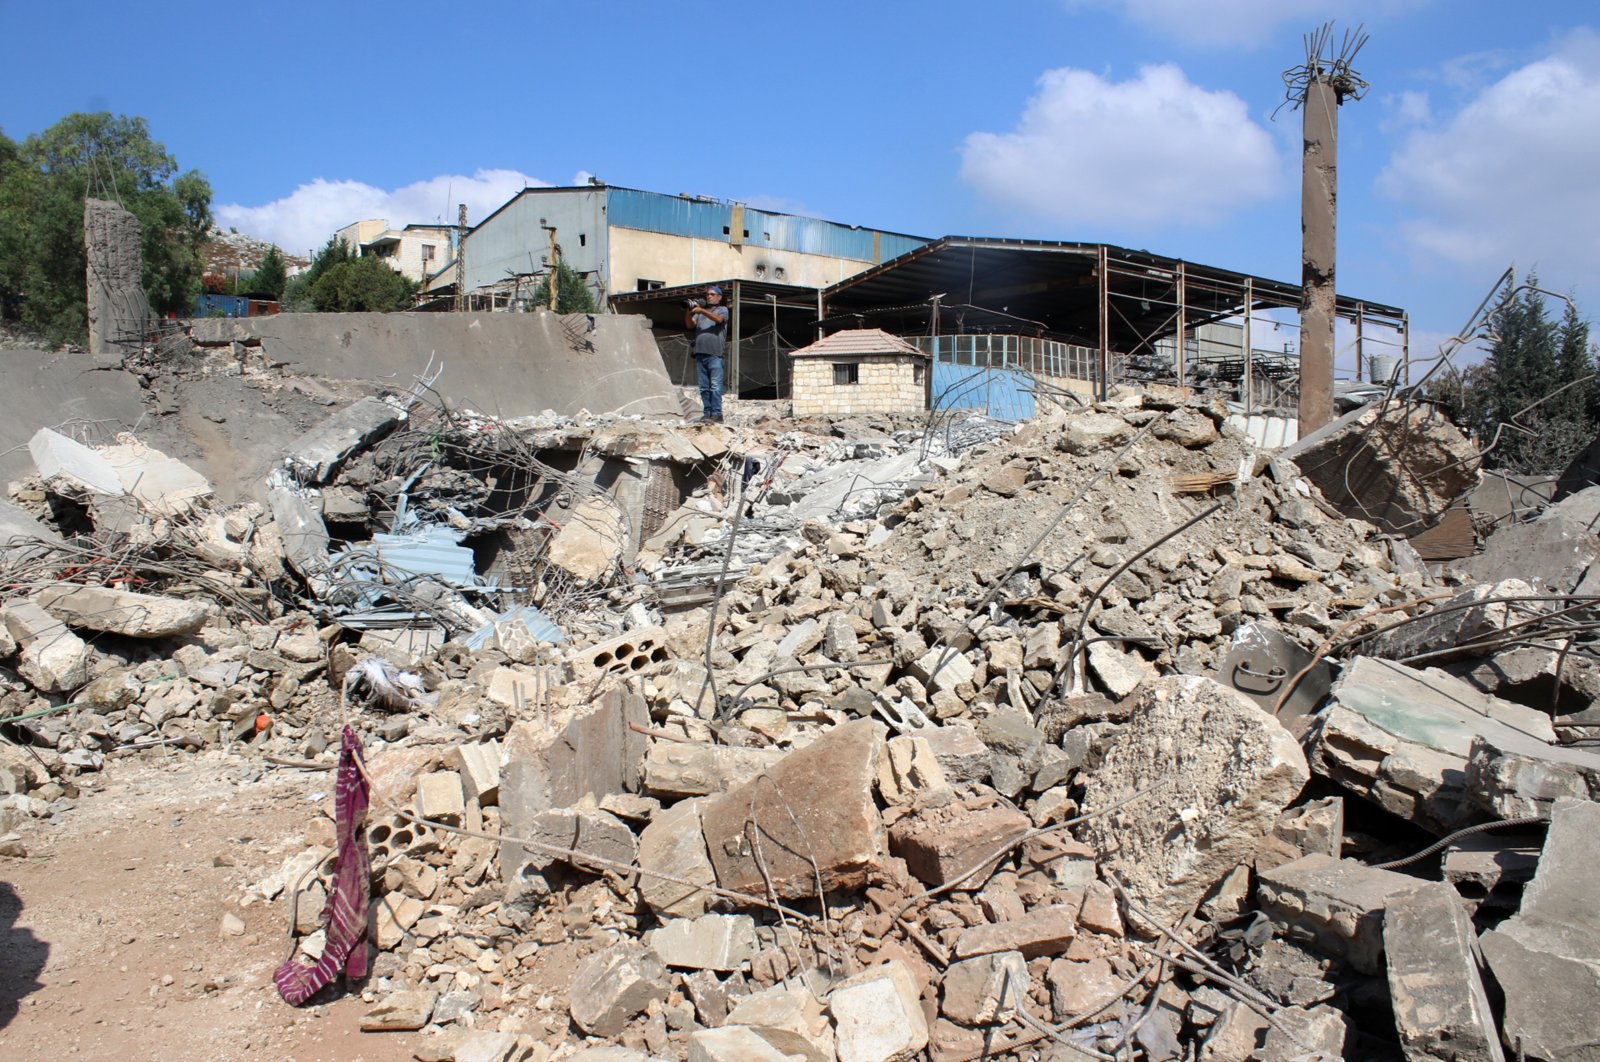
<box><xmin>790</xmin><ymin>329</ymin><xmax>929</xmax><ymax>418</ymax></box>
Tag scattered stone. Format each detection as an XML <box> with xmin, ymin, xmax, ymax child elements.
<box><xmin>360</xmin><ymin>989</ymin><xmax>437</xmax><ymax>1031</ymax></box>
<box><xmin>889</xmin><ymin>801</ymin><xmax>1029</xmax><ymax>888</ymax></box>
<box><xmin>953</xmin><ymin>905</ymin><xmax>1077</xmax><ymax>960</ymax></box>
<box><xmin>35</xmin><ymin>584</ymin><xmax>208</xmax><ymax>638</ymax></box>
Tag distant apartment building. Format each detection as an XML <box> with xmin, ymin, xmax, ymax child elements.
<box><xmin>333</xmin><ymin>219</ymin><xmax>455</xmax><ymax>284</ymax></box>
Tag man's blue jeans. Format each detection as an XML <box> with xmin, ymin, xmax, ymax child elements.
<box><xmin>695</xmin><ymin>353</ymin><xmax>724</xmax><ymax>419</ymax></box>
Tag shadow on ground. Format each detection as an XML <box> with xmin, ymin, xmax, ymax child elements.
<box><xmin>0</xmin><ymin>879</ymin><xmax>49</xmax><ymax>1028</ymax></box>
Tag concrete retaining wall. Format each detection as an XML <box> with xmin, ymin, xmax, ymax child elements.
<box><xmin>189</xmin><ymin>311</ymin><xmax>683</xmax><ymax>419</ymax></box>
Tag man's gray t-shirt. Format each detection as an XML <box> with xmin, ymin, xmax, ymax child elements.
<box><xmin>693</xmin><ymin>304</ymin><xmax>729</xmax><ymax>357</ymax></box>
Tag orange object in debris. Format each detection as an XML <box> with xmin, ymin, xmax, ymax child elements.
<box><xmin>255</xmin><ymin>713</ymin><xmax>272</xmax><ymax>733</ymax></box>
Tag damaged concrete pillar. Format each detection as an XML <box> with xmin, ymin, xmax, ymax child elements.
<box><xmin>84</xmin><ymin>198</ymin><xmax>152</xmax><ymax>357</ymax></box>
<box><xmin>1298</xmin><ymin>76</ymin><xmax>1338</xmax><ymax>436</ymax></box>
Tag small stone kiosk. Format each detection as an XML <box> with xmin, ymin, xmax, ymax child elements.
<box><xmin>789</xmin><ymin>328</ymin><xmax>929</xmax><ymax>418</ymax></box>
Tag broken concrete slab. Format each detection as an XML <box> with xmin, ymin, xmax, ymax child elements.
<box><xmin>687</xmin><ymin>1026</ymin><xmax>807</xmax><ymax>1062</ymax></box>
<box><xmin>1466</xmin><ymin>732</ymin><xmax>1600</xmax><ymax>820</ymax></box>
<box><xmin>1310</xmin><ymin>656</ymin><xmax>1600</xmax><ymax>832</ymax></box>
<box><xmin>1442</xmin><ymin>829</ymin><xmax>1542</xmax><ymax>912</ymax></box>
<box><xmin>1384</xmin><ymin>881</ymin><xmax>1505</xmax><ymax>1062</ymax></box>
<box><xmin>3</xmin><ymin>600</ymin><xmax>94</xmax><ymax>693</ymax></box>
<box><xmin>636</xmin><ymin>797</ymin><xmax>717</xmax><ymax>919</ymax></box>
<box><xmin>286</xmin><ymin>396</ymin><xmax>401</xmax><ymax>484</ymax></box>
<box><xmin>1480</xmin><ymin>799</ymin><xmax>1600</xmax><ymax>1062</ymax></box>
<box><xmin>568</xmin><ymin>942</ymin><xmax>671</xmax><ymax>1038</ymax></box>
<box><xmin>267</xmin><ymin>484</ymin><xmax>331</xmax><ymax>588</ymax></box>
<box><xmin>645</xmin><ymin>912</ymin><xmax>757</xmax><ymax>971</ymax></box>
<box><xmin>360</xmin><ymin>989</ymin><xmax>437</xmax><ymax>1031</ymax></box>
<box><xmin>1284</xmin><ymin>400</ymin><xmax>1479</xmax><ymax>537</ymax></box>
<box><xmin>1257</xmin><ymin>854</ymin><xmax>1428</xmax><ymax>975</ymax></box>
<box><xmin>509</xmin><ymin>806</ymin><xmax>637</xmax><ymax>876</ymax></box>
<box><xmin>1079</xmin><ymin>675</ymin><xmax>1309</xmax><ymax>918</ymax></box>
<box><xmin>29</xmin><ymin>427</ymin><xmax>123</xmax><ymax>496</ymax></box>
<box><xmin>1450</xmin><ymin>511</ymin><xmax>1600</xmax><ymax>595</ymax></box>
<box><xmin>828</xmin><ymin>960</ymin><xmax>928</xmax><ymax>1062</ymax></box>
<box><xmin>1214</xmin><ymin>622</ymin><xmax>1332</xmax><ymax>728</ymax></box>
<box><xmin>700</xmin><ymin>719</ymin><xmax>886</xmax><ymax>902</ymax></box>
<box><xmin>98</xmin><ymin>438</ymin><xmax>213</xmax><ymax>515</ymax></box>
<box><xmin>36</xmin><ymin>584</ymin><xmax>208</xmax><ymax>638</ymax></box>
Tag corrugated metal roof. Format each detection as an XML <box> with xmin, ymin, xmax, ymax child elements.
<box><xmin>790</xmin><ymin>328</ymin><xmax>927</xmax><ymax>359</ymax></box>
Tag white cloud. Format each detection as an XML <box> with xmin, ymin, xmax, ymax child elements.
<box><xmin>1064</xmin><ymin>0</ymin><xmax>1426</xmax><ymax>50</ymax></box>
<box><xmin>959</xmin><ymin>64</ymin><xmax>1283</xmax><ymax>229</ymax></box>
<box><xmin>215</xmin><ymin>169</ymin><xmax>548</xmax><ymax>255</ymax></box>
<box><xmin>1379</xmin><ymin>30</ymin><xmax>1600</xmax><ymax>295</ymax></box>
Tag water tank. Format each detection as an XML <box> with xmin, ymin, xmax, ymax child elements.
<box><xmin>1368</xmin><ymin>354</ymin><xmax>1399</xmax><ymax>384</ymax></box>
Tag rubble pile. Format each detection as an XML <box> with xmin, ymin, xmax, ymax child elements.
<box><xmin>4</xmin><ymin>370</ymin><xmax>1600</xmax><ymax>1062</ymax></box>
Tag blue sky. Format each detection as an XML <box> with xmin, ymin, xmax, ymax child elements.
<box><xmin>4</xmin><ymin>1</ymin><xmax>1599</xmax><ymax>362</ymax></box>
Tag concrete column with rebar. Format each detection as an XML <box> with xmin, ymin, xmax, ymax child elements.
<box><xmin>1298</xmin><ymin>76</ymin><xmax>1339</xmax><ymax>434</ymax></box>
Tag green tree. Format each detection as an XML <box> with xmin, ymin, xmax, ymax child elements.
<box><xmin>1472</xmin><ymin>278</ymin><xmax>1598</xmax><ymax>474</ymax></box>
<box><xmin>281</xmin><ymin>236</ymin><xmax>354</xmax><ymax>311</ymax></box>
<box><xmin>532</xmin><ymin>259</ymin><xmax>598</xmax><ymax>314</ymax></box>
<box><xmin>0</xmin><ymin>113</ymin><xmax>211</xmax><ymax>344</ymax></box>
<box><xmin>308</xmin><ymin>254</ymin><xmax>417</xmax><ymax>312</ymax></box>
<box><xmin>243</xmin><ymin>245</ymin><xmax>287</xmax><ymax>299</ymax></box>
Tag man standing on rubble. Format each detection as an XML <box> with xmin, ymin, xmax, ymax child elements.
<box><xmin>685</xmin><ymin>285</ymin><xmax>730</xmax><ymax>423</ymax></box>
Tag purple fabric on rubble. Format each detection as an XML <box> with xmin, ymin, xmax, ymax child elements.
<box><xmin>275</xmin><ymin>725</ymin><xmax>371</xmax><ymax>1004</ymax></box>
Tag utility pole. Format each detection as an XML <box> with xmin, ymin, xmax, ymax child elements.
<box><xmin>455</xmin><ymin>203</ymin><xmax>467</xmax><ymax>312</ymax></box>
<box><xmin>1285</xmin><ymin>23</ymin><xmax>1368</xmax><ymax>436</ymax></box>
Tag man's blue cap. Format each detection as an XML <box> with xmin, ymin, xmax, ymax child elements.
<box><xmin>707</xmin><ymin>285</ymin><xmax>723</xmax><ymax>296</ymax></box>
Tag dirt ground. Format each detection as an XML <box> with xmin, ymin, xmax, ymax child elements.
<box><xmin>0</xmin><ymin>751</ymin><xmax>429</xmax><ymax>1061</ymax></box>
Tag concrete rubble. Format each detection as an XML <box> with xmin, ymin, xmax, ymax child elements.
<box><xmin>5</xmin><ymin>338</ymin><xmax>1600</xmax><ymax>1061</ymax></box>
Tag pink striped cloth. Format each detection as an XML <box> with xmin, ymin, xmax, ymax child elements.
<box><xmin>274</xmin><ymin>725</ymin><xmax>371</xmax><ymax>1004</ymax></box>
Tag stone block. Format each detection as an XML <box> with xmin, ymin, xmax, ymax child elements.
<box><xmin>700</xmin><ymin>720</ymin><xmax>886</xmax><ymax>901</ymax></box>
<box><xmin>636</xmin><ymin>797</ymin><xmax>717</xmax><ymax>918</ymax></box>
<box><xmin>569</xmin><ymin>942</ymin><xmax>671</xmax><ymax>1037</ymax></box>
<box><xmin>1257</xmin><ymin>854</ymin><xmax>1428</xmax><ymax>974</ymax></box>
<box><xmin>4</xmin><ymin>600</ymin><xmax>93</xmax><ymax>693</ymax></box>
<box><xmin>646</xmin><ymin>912</ymin><xmax>758</xmax><ymax>971</ymax></box>
<box><xmin>953</xmin><ymin>905</ymin><xmax>1077</xmax><ymax>961</ymax></box>
<box><xmin>724</xmin><ymin>982</ymin><xmax>833</xmax><ymax>1056</ymax></box>
<box><xmin>688</xmin><ymin>1026</ymin><xmax>806</xmax><ymax>1062</ymax></box>
<box><xmin>447</xmin><ymin>741</ymin><xmax>501</xmax><ymax>807</ymax></box>
<box><xmin>642</xmin><ymin>742</ymin><xmax>784</xmax><ymax>800</ymax></box>
<box><xmin>910</xmin><ymin>648</ymin><xmax>975</xmax><ymax>693</ymax></box>
<box><xmin>1080</xmin><ymin>675</ymin><xmax>1309</xmax><ymax>918</ymax></box>
<box><xmin>941</xmin><ymin>950</ymin><xmax>1029</xmax><ymax>1026</ymax></box>
<box><xmin>1480</xmin><ymin>799</ymin><xmax>1600</xmax><ymax>1062</ymax></box>
<box><xmin>1058</xmin><ymin>413</ymin><xmax>1133</xmax><ymax>456</ymax></box>
<box><xmin>1086</xmin><ymin>640</ymin><xmax>1155</xmax><ymax>699</ymax></box>
<box><xmin>1368</xmin><ymin>579</ymin><xmax>1536</xmax><ymax>664</ymax></box>
<box><xmin>911</xmin><ymin>723</ymin><xmax>990</xmax><ymax>785</ymax></box>
<box><xmin>1384</xmin><ymin>882</ymin><xmax>1505</xmax><ymax>1062</ymax></box>
<box><xmin>888</xmin><ymin>802</ymin><xmax>1030</xmax><ymax>888</ymax></box>
<box><xmin>876</xmin><ymin>735</ymin><xmax>951</xmax><ymax>806</ymax></box>
<box><xmin>829</xmin><ymin>960</ymin><xmax>928</xmax><ymax>1062</ymax></box>
<box><xmin>36</xmin><ymin>584</ymin><xmax>208</xmax><ymax>638</ymax></box>
<box><xmin>417</xmin><ymin>771</ymin><xmax>466</xmax><ymax>825</ymax></box>
<box><xmin>1273</xmin><ymin>797</ymin><xmax>1343</xmax><ymax>859</ymax></box>
<box><xmin>28</xmin><ymin>427</ymin><xmax>122</xmax><ymax>495</ymax></box>
<box><xmin>360</xmin><ymin>989</ymin><xmax>436</xmax><ymax>1031</ymax></box>
<box><xmin>1047</xmin><ymin>957</ymin><xmax>1123</xmax><ymax>1022</ymax></box>
<box><xmin>375</xmin><ymin>891</ymin><xmax>426</xmax><ymax>950</ymax></box>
